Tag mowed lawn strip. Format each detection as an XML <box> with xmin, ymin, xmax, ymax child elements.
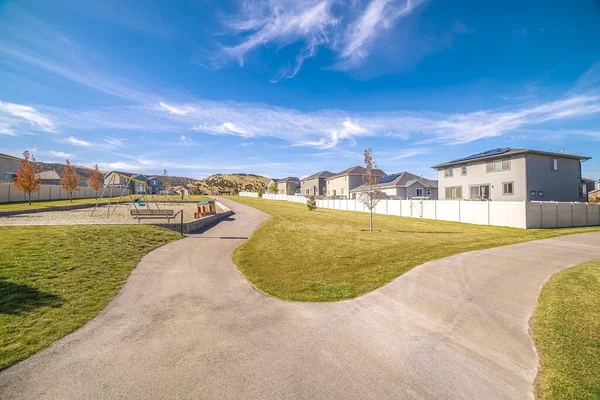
<box><xmin>228</xmin><ymin>196</ymin><xmax>600</xmax><ymax>301</ymax></box>
<box><xmin>0</xmin><ymin>198</ymin><xmax>103</xmax><ymax>211</ymax></box>
<box><xmin>0</xmin><ymin>195</ymin><xmax>213</xmax><ymax>212</ymax></box>
<box><xmin>533</xmin><ymin>260</ymin><xmax>600</xmax><ymax>400</ymax></box>
<box><xmin>0</xmin><ymin>225</ymin><xmax>180</xmax><ymax>371</ymax></box>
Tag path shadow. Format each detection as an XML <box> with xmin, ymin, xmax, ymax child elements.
<box><xmin>0</xmin><ymin>280</ymin><xmax>63</xmax><ymax>315</ymax></box>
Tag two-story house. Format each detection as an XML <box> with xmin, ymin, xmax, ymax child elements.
<box><xmin>0</xmin><ymin>153</ymin><xmax>21</xmax><ymax>182</ymax></box>
<box><xmin>350</xmin><ymin>171</ymin><xmax>438</xmax><ymax>199</ymax></box>
<box><xmin>432</xmin><ymin>148</ymin><xmax>591</xmax><ymax>202</ymax></box>
<box><xmin>277</xmin><ymin>177</ymin><xmax>300</xmax><ymax>195</ymax></box>
<box><xmin>147</xmin><ymin>176</ymin><xmax>163</xmax><ymax>194</ymax></box>
<box><xmin>104</xmin><ymin>171</ymin><xmax>149</xmax><ymax>194</ymax></box>
<box><xmin>300</xmin><ymin>171</ymin><xmax>334</xmax><ymax>196</ymax></box>
<box><xmin>326</xmin><ymin>166</ymin><xmax>386</xmax><ymax>199</ymax></box>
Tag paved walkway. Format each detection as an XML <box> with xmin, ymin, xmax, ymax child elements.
<box><xmin>1</xmin><ymin>198</ymin><xmax>600</xmax><ymax>399</ymax></box>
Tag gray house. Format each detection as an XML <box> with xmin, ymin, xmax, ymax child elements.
<box><xmin>300</xmin><ymin>171</ymin><xmax>334</xmax><ymax>196</ymax></box>
<box><xmin>326</xmin><ymin>166</ymin><xmax>386</xmax><ymax>199</ymax></box>
<box><xmin>0</xmin><ymin>153</ymin><xmax>21</xmax><ymax>182</ymax></box>
<box><xmin>277</xmin><ymin>177</ymin><xmax>300</xmax><ymax>195</ymax></box>
<box><xmin>432</xmin><ymin>148</ymin><xmax>591</xmax><ymax>202</ymax></box>
<box><xmin>147</xmin><ymin>176</ymin><xmax>163</xmax><ymax>194</ymax></box>
<box><xmin>350</xmin><ymin>172</ymin><xmax>438</xmax><ymax>199</ymax></box>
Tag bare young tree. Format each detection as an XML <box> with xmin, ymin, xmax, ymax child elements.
<box><xmin>357</xmin><ymin>148</ymin><xmax>383</xmax><ymax>232</ymax></box>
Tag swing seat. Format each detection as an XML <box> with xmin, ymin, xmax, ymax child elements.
<box><xmin>137</xmin><ymin>199</ymin><xmax>146</xmax><ymax>207</ymax></box>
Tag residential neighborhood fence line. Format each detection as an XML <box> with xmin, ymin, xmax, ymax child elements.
<box><xmin>238</xmin><ymin>192</ymin><xmax>600</xmax><ymax>229</ymax></box>
<box><xmin>0</xmin><ymin>183</ymin><xmax>103</xmax><ymax>203</ymax></box>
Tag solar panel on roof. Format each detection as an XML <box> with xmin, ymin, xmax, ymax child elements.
<box><xmin>377</xmin><ymin>173</ymin><xmax>401</xmax><ymax>184</ymax></box>
<box><xmin>450</xmin><ymin>148</ymin><xmax>510</xmax><ymax>163</ymax></box>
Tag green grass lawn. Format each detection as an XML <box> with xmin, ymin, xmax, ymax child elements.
<box><xmin>0</xmin><ymin>198</ymin><xmax>104</xmax><ymax>211</ymax></box>
<box><xmin>0</xmin><ymin>196</ymin><xmax>213</xmax><ymax>212</ymax></box>
<box><xmin>0</xmin><ymin>225</ymin><xmax>180</xmax><ymax>371</ymax></box>
<box><xmin>228</xmin><ymin>196</ymin><xmax>600</xmax><ymax>301</ymax></box>
<box><xmin>533</xmin><ymin>260</ymin><xmax>600</xmax><ymax>400</ymax></box>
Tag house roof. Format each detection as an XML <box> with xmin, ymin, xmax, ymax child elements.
<box><xmin>301</xmin><ymin>170</ymin><xmax>335</xmax><ymax>181</ymax></box>
<box><xmin>278</xmin><ymin>177</ymin><xmax>300</xmax><ymax>182</ymax></box>
<box><xmin>36</xmin><ymin>170</ymin><xmax>61</xmax><ymax>180</ymax></box>
<box><xmin>327</xmin><ymin>166</ymin><xmax>386</xmax><ymax>179</ymax></box>
<box><xmin>432</xmin><ymin>148</ymin><xmax>591</xmax><ymax>169</ymax></box>
<box><xmin>350</xmin><ymin>172</ymin><xmax>438</xmax><ymax>192</ymax></box>
<box><xmin>0</xmin><ymin>152</ymin><xmax>22</xmax><ymax>162</ymax></box>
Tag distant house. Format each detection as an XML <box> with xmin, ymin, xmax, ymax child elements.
<box><xmin>267</xmin><ymin>178</ymin><xmax>280</xmax><ymax>188</ymax></box>
<box><xmin>432</xmin><ymin>148</ymin><xmax>591</xmax><ymax>202</ymax></box>
<box><xmin>326</xmin><ymin>166</ymin><xmax>386</xmax><ymax>199</ymax></box>
<box><xmin>172</xmin><ymin>186</ymin><xmax>190</xmax><ymax>196</ymax></box>
<box><xmin>35</xmin><ymin>170</ymin><xmax>86</xmax><ymax>187</ymax></box>
<box><xmin>300</xmin><ymin>171</ymin><xmax>334</xmax><ymax>196</ymax></box>
<box><xmin>350</xmin><ymin>172</ymin><xmax>438</xmax><ymax>200</ymax></box>
<box><xmin>0</xmin><ymin>153</ymin><xmax>21</xmax><ymax>182</ymax></box>
<box><xmin>103</xmin><ymin>171</ymin><xmax>149</xmax><ymax>194</ymax></box>
<box><xmin>277</xmin><ymin>177</ymin><xmax>300</xmax><ymax>195</ymax></box>
<box><xmin>147</xmin><ymin>176</ymin><xmax>163</xmax><ymax>194</ymax></box>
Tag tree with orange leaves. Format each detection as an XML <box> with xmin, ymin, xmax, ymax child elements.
<box><xmin>60</xmin><ymin>159</ymin><xmax>80</xmax><ymax>202</ymax></box>
<box><xmin>12</xmin><ymin>150</ymin><xmax>42</xmax><ymax>205</ymax></box>
<box><xmin>87</xmin><ymin>164</ymin><xmax>103</xmax><ymax>197</ymax></box>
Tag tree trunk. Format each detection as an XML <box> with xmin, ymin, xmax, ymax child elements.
<box><xmin>69</xmin><ymin>192</ymin><xmax>73</xmax><ymax>203</ymax></box>
<box><xmin>27</xmin><ymin>192</ymin><xmax>31</xmax><ymax>206</ymax></box>
<box><xmin>370</xmin><ymin>208</ymin><xmax>373</xmax><ymax>232</ymax></box>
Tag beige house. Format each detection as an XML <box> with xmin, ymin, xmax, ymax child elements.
<box><xmin>277</xmin><ymin>177</ymin><xmax>300</xmax><ymax>195</ymax></box>
<box><xmin>0</xmin><ymin>153</ymin><xmax>21</xmax><ymax>182</ymax></box>
<box><xmin>350</xmin><ymin>171</ymin><xmax>438</xmax><ymax>199</ymax></box>
<box><xmin>300</xmin><ymin>171</ymin><xmax>334</xmax><ymax>196</ymax></box>
<box><xmin>432</xmin><ymin>148</ymin><xmax>590</xmax><ymax>202</ymax></box>
<box><xmin>326</xmin><ymin>166</ymin><xmax>385</xmax><ymax>199</ymax></box>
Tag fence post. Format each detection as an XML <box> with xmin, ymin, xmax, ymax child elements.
<box><xmin>180</xmin><ymin>211</ymin><xmax>184</xmax><ymax>236</ymax></box>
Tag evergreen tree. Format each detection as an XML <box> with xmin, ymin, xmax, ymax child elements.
<box><xmin>307</xmin><ymin>195</ymin><xmax>317</xmax><ymax>211</ymax></box>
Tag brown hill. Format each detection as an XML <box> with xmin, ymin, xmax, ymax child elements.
<box><xmin>191</xmin><ymin>174</ymin><xmax>270</xmax><ymax>194</ymax></box>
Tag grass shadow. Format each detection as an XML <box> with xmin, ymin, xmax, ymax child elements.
<box><xmin>0</xmin><ymin>279</ymin><xmax>63</xmax><ymax>315</ymax></box>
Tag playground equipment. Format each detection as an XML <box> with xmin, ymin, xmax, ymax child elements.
<box><xmin>194</xmin><ymin>200</ymin><xmax>216</xmax><ymax>219</ymax></box>
<box><xmin>91</xmin><ymin>172</ymin><xmax>168</xmax><ymax>219</ymax></box>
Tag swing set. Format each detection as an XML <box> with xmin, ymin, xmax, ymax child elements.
<box><xmin>91</xmin><ymin>172</ymin><xmax>173</xmax><ymax>220</ymax></box>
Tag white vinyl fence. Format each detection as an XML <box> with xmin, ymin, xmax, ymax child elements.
<box><xmin>239</xmin><ymin>192</ymin><xmax>600</xmax><ymax>229</ymax></box>
<box><xmin>0</xmin><ymin>183</ymin><xmax>104</xmax><ymax>203</ymax></box>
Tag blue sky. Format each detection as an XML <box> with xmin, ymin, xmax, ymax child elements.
<box><xmin>1</xmin><ymin>0</ymin><xmax>599</xmax><ymax>180</ymax></box>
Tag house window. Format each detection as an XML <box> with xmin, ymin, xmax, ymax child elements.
<box><xmin>427</xmin><ymin>189</ymin><xmax>432</xmax><ymax>196</ymax></box>
<box><xmin>470</xmin><ymin>185</ymin><xmax>490</xmax><ymax>199</ymax></box>
<box><xmin>486</xmin><ymin>159</ymin><xmax>511</xmax><ymax>172</ymax></box>
<box><xmin>416</xmin><ymin>188</ymin><xmax>424</xmax><ymax>197</ymax></box>
<box><xmin>461</xmin><ymin>165</ymin><xmax>467</xmax><ymax>176</ymax></box>
<box><xmin>502</xmin><ymin>182</ymin><xmax>514</xmax><ymax>196</ymax></box>
<box><xmin>538</xmin><ymin>191</ymin><xmax>544</xmax><ymax>197</ymax></box>
<box><xmin>445</xmin><ymin>186</ymin><xmax>463</xmax><ymax>199</ymax></box>
<box><xmin>551</xmin><ymin>158</ymin><xmax>558</xmax><ymax>171</ymax></box>
<box><xmin>5</xmin><ymin>172</ymin><xmax>16</xmax><ymax>181</ymax></box>
<box><xmin>531</xmin><ymin>191</ymin><xmax>537</xmax><ymax>197</ymax></box>
<box><xmin>444</xmin><ymin>167</ymin><xmax>453</xmax><ymax>178</ymax></box>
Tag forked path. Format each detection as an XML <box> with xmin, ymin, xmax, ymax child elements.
<box><xmin>1</xmin><ymin>198</ymin><xmax>600</xmax><ymax>399</ymax></box>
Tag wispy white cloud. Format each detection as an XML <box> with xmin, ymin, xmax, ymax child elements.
<box><xmin>26</xmin><ymin>92</ymin><xmax>600</xmax><ymax>151</ymax></box>
<box><xmin>47</xmin><ymin>150</ymin><xmax>74</xmax><ymax>158</ymax></box>
<box><xmin>0</xmin><ymin>10</ymin><xmax>160</xmax><ymax>103</ymax></box>
<box><xmin>205</xmin><ymin>0</ymin><xmax>426</xmax><ymax>79</ymax></box>
<box><xmin>335</xmin><ymin>0</ymin><xmax>425</xmax><ymax>70</ymax></box>
<box><xmin>159</xmin><ymin>102</ymin><xmax>195</xmax><ymax>115</ymax></box>
<box><xmin>63</xmin><ymin>136</ymin><xmax>92</xmax><ymax>147</ymax></box>
<box><xmin>0</xmin><ymin>101</ymin><xmax>55</xmax><ymax>133</ymax></box>
<box><xmin>222</xmin><ymin>0</ymin><xmax>337</xmax><ymax>75</ymax></box>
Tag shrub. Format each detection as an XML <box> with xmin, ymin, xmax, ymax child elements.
<box><xmin>307</xmin><ymin>195</ymin><xmax>317</xmax><ymax>211</ymax></box>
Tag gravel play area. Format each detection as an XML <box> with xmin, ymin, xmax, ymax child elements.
<box><xmin>0</xmin><ymin>202</ymin><xmax>209</xmax><ymax>226</ymax></box>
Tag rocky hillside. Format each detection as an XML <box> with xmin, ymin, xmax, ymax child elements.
<box><xmin>35</xmin><ymin>162</ymin><xmax>195</xmax><ymax>185</ymax></box>
<box><xmin>191</xmin><ymin>174</ymin><xmax>270</xmax><ymax>194</ymax></box>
